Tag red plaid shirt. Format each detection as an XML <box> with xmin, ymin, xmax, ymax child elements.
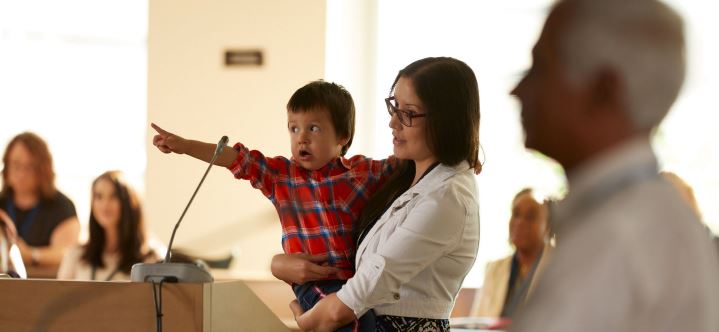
<box><xmin>228</xmin><ymin>143</ymin><xmax>396</xmax><ymax>280</ymax></box>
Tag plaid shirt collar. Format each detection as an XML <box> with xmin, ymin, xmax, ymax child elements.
<box><xmin>291</xmin><ymin>156</ymin><xmax>352</xmax><ymax>174</ymax></box>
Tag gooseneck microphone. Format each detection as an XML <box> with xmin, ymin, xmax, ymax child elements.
<box><xmin>163</xmin><ymin>135</ymin><xmax>228</xmax><ymax>263</ymax></box>
<box><xmin>131</xmin><ymin>135</ymin><xmax>228</xmax><ymax>283</ymax></box>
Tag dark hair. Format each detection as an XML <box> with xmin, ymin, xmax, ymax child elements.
<box><xmin>1</xmin><ymin>132</ymin><xmax>56</xmax><ymax>200</ymax></box>
<box><xmin>391</xmin><ymin>57</ymin><xmax>480</xmax><ymax>167</ymax></box>
<box><xmin>286</xmin><ymin>80</ymin><xmax>356</xmax><ymax>156</ymax></box>
<box><xmin>81</xmin><ymin>171</ymin><xmax>149</xmax><ymax>274</ymax></box>
<box><xmin>353</xmin><ymin>57</ymin><xmax>481</xmax><ymax>246</ymax></box>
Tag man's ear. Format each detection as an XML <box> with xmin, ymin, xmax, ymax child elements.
<box><xmin>590</xmin><ymin>67</ymin><xmax>623</xmax><ymax>113</ymax></box>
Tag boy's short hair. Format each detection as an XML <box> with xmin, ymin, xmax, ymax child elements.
<box><xmin>287</xmin><ymin>80</ymin><xmax>355</xmax><ymax>156</ymax></box>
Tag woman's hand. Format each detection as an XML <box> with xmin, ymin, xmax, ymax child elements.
<box><xmin>290</xmin><ymin>293</ymin><xmax>357</xmax><ymax>332</ymax></box>
<box><xmin>270</xmin><ymin>253</ymin><xmax>339</xmax><ymax>285</ymax></box>
<box><xmin>151</xmin><ymin>123</ymin><xmax>188</xmax><ymax>154</ymax></box>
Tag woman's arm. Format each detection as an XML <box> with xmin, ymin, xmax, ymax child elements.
<box><xmin>291</xmin><ymin>293</ymin><xmax>356</xmax><ymax>332</ymax></box>
<box><xmin>56</xmin><ymin>246</ymin><xmax>80</xmax><ymax>280</ymax></box>
<box><xmin>19</xmin><ymin>217</ymin><xmax>80</xmax><ymax>266</ymax></box>
<box><xmin>270</xmin><ymin>253</ymin><xmax>339</xmax><ymax>285</ymax></box>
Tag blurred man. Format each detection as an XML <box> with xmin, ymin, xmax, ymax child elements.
<box><xmin>509</xmin><ymin>0</ymin><xmax>719</xmax><ymax>331</ymax></box>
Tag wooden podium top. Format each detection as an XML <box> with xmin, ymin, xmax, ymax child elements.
<box><xmin>0</xmin><ymin>278</ymin><xmax>290</xmax><ymax>332</ymax></box>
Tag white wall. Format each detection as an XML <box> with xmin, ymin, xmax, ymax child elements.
<box><xmin>147</xmin><ymin>0</ymin><xmax>326</xmax><ymax>272</ymax></box>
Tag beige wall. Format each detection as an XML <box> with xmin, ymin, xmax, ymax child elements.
<box><xmin>146</xmin><ymin>0</ymin><xmax>326</xmax><ymax>272</ymax></box>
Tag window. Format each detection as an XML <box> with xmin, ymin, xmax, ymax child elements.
<box><xmin>0</xmin><ymin>0</ymin><xmax>147</xmax><ymax>240</ymax></box>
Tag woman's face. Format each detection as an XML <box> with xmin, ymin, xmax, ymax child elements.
<box><xmin>389</xmin><ymin>77</ymin><xmax>434</xmax><ymax>164</ymax></box>
<box><xmin>92</xmin><ymin>178</ymin><xmax>122</xmax><ymax>231</ymax></box>
<box><xmin>6</xmin><ymin>143</ymin><xmax>39</xmax><ymax>195</ymax></box>
<box><xmin>509</xmin><ymin>193</ymin><xmax>548</xmax><ymax>250</ymax></box>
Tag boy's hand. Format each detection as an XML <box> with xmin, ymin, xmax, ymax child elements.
<box><xmin>271</xmin><ymin>253</ymin><xmax>340</xmax><ymax>285</ymax></box>
<box><xmin>151</xmin><ymin>123</ymin><xmax>187</xmax><ymax>154</ymax></box>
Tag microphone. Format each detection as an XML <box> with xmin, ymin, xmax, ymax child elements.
<box><xmin>131</xmin><ymin>135</ymin><xmax>229</xmax><ymax>283</ymax></box>
<box><xmin>214</xmin><ymin>135</ymin><xmax>229</xmax><ymax>158</ymax></box>
<box><xmin>163</xmin><ymin>135</ymin><xmax>228</xmax><ymax>263</ymax></box>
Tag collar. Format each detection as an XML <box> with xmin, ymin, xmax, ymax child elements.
<box><xmin>397</xmin><ymin>161</ymin><xmax>471</xmax><ymax>201</ymax></box>
<box><xmin>338</xmin><ymin>156</ymin><xmax>352</xmax><ymax>170</ymax></box>
<box><xmin>293</xmin><ymin>157</ymin><xmax>351</xmax><ymax>174</ymax></box>
<box><xmin>552</xmin><ymin>136</ymin><xmax>659</xmax><ymax>233</ymax></box>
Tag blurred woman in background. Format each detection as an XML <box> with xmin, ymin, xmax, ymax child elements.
<box><xmin>57</xmin><ymin>171</ymin><xmax>160</xmax><ymax>281</ymax></box>
<box><xmin>0</xmin><ymin>132</ymin><xmax>79</xmax><ymax>268</ymax></box>
<box><xmin>471</xmin><ymin>188</ymin><xmax>551</xmax><ymax>318</ymax></box>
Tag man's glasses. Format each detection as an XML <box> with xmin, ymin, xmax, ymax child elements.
<box><xmin>385</xmin><ymin>97</ymin><xmax>426</xmax><ymax>127</ymax></box>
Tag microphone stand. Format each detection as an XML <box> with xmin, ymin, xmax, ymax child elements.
<box><xmin>131</xmin><ymin>136</ymin><xmax>228</xmax><ymax>283</ymax></box>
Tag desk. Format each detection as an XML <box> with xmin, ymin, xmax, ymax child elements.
<box><xmin>25</xmin><ymin>265</ymin><xmax>59</xmax><ymax>279</ymax></box>
<box><xmin>0</xmin><ymin>278</ymin><xmax>290</xmax><ymax>331</ymax></box>
<box><xmin>212</xmin><ymin>269</ymin><xmax>299</xmax><ymax>331</ymax></box>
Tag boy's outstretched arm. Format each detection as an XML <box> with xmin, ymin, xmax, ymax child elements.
<box><xmin>151</xmin><ymin>123</ymin><xmax>238</xmax><ymax>167</ymax></box>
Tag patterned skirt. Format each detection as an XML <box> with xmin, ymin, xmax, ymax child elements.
<box><xmin>376</xmin><ymin>315</ymin><xmax>450</xmax><ymax>332</ymax></box>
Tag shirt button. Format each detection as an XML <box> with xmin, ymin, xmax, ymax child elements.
<box><xmin>393</xmin><ymin>293</ymin><xmax>400</xmax><ymax>300</ymax></box>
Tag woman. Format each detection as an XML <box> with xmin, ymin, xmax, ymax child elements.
<box><xmin>273</xmin><ymin>57</ymin><xmax>481</xmax><ymax>331</ymax></box>
<box><xmin>57</xmin><ymin>171</ymin><xmax>160</xmax><ymax>281</ymax></box>
<box><xmin>0</xmin><ymin>132</ymin><xmax>79</xmax><ymax>268</ymax></box>
<box><xmin>470</xmin><ymin>188</ymin><xmax>551</xmax><ymax>318</ymax></box>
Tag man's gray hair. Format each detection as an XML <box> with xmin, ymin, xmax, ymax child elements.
<box><xmin>559</xmin><ymin>0</ymin><xmax>685</xmax><ymax>131</ymax></box>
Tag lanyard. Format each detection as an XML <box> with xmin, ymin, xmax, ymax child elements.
<box><xmin>6</xmin><ymin>199</ymin><xmax>40</xmax><ymax>239</ymax></box>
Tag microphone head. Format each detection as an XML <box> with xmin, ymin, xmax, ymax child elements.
<box><xmin>214</xmin><ymin>136</ymin><xmax>229</xmax><ymax>156</ymax></box>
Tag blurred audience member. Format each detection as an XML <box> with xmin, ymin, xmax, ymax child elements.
<box><xmin>509</xmin><ymin>0</ymin><xmax>719</xmax><ymax>331</ymax></box>
<box><xmin>57</xmin><ymin>171</ymin><xmax>160</xmax><ymax>281</ymax></box>
<box><xmin>0</xmin><ymin>132</ymin><xmax>79</xmax><ymax>268</ymax></box>
<box><xmin>471</xmin><ymin>188</ymin><xmax>551</xmax><ymax>318</ymax></box>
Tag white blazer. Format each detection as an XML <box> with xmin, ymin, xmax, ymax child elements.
<box><xmin>470</xmin><ymin>246</ymin><xmax>552</xmax><ymax>317</ymax></box>
<box><xmin>336</xmin><ymin>162</ymin><xmax>480</xmax><ymax>319</ymax></box>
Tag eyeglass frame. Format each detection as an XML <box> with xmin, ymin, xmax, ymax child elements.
<box><xmin>385</xmin><ymin>96</ymin><xmax>426</xmax><ymax>127</ymax></box>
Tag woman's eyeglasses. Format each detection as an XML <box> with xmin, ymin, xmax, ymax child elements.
<box><xmin>385</xmin><ymin>97</ymin><xmax>426</xmax><ymax>127</ymax></box>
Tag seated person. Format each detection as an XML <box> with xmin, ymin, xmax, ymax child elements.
<box><xmin>0</xmin><ymin>132</ymin><xmax>79</xmax><ymax>268</ymax></box>
<box><xmin>471</xmin><ymin>188</ymin><xmax>551</xmax><ymax>318</ymax></box>
<box><xmin>57</xmin><ymin>171</ymin><xmax>160</xmax><ymax>281</ymax></box>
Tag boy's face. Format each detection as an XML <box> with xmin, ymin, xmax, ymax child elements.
<box><xmin>287</xmin><ymin>108</ymin><xmax>348</xmax><ymax>171</ymax></box>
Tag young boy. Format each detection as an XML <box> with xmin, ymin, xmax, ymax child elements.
<box><xmin>151</xmin><ymin>80</ymin><xmax>395</xmax><ymax>331</ymax></box>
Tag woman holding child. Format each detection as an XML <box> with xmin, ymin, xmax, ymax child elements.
<box><xmin>151</xmin><ymin>56</ymin><xmax>481</xmax><ymax>331</ymax></box>
<box><xmin>273</xmin><ymin>57</ymin><xmax>481</xmax><ymax>331</ymax></box>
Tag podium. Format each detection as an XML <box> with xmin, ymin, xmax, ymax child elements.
<box><xmin>0</xmin><ymin>278</ymin><xmax>291</xmax><ymax>331</ymax></box>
